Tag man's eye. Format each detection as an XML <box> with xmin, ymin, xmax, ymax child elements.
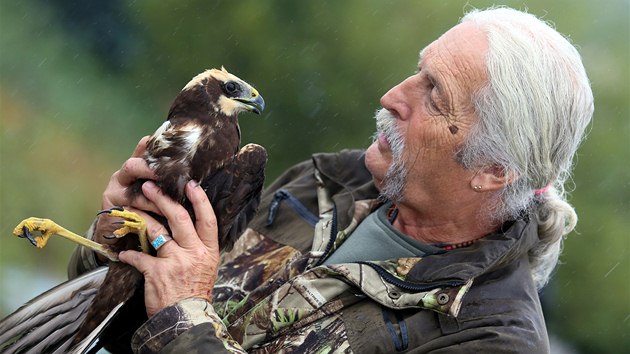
<box><xmin>429</xmin><ymin>89</ymin><xmax>441</xmax><ymax>112</ymax></box>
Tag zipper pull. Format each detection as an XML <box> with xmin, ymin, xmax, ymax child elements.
<box><xmin>267</xmin><ymin>190</ymin><xmax>289</xmax><ymax>226</ymax></box>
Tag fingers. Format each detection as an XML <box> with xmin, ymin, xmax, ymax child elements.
<box><xmin>114</xmin><ymin>136</ymin><xmax>155</xmax><ymax>187</ymax></box>
<box><xmin>101</xmin><ymin>136</ymin><xmax>159</xmax><ymax>213</ymax></box>
<box><xmin>132</xmin><ymin>207</ymin><xmax>179</xmax><ymax>256</ymax></box>
<box><xmin>118</xmin><ymin>249</ymin><xmax>155</xmax><ymax>274</ymax></box>
<box><xmin>141</xmin><ymin>181</ymin><xmax>200</xmax><ymax>249</ymax></box>
<box><xmin>116</xmin><ymin>157</ymin><xmax>156</xmax><ymax>187</ymax></box>
<box><xmin>186</xmin><ymin>180</ymin><xmax>218</xmax><ymax>250</ymax></box>
<box><xmin>132</xmin><ymin>136</ymin><xmax>151</xmax><ymax>157</ymax></box>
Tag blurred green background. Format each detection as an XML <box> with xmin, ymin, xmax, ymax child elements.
<box><xmin>1</xmin><ymin>0</ymin><xmax>628</xmax><ymax>353</ymax></box>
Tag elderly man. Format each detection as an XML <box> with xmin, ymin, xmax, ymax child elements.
<box><xmin>70</xmin><ymin>7</ymin><xmax>593</xmax><ymax>353</ymax></box>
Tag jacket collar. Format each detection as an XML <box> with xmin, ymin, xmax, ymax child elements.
<box><xmin>404</xmin><ymin>217</ymin><xmax>538</xmax><ymax>285</ymax></box>
<box><xmin>311</xmin><ymin>149</ymin><xmax>379</xmax><ymax>230</ymax></box>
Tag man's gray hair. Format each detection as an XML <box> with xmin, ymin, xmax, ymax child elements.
<box><xmin>459</xmin><ymin>7</ymin><xmax>594</xmax><ymax>290</ymax></box>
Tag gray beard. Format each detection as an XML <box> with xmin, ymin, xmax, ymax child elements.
<box><xmin>373</xmin><ymin>109</ymin><xmax>408</xmax><ymax>203</ymax></box>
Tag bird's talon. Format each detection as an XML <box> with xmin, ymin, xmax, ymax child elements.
<box><xmin>21</xmin><ymin>226</ymin><xmax>38</xmax><ymax>246</ymax></box>
<box><xmin>12</xmin><ymin>218</ymin><xmax>59</xmax><ymax>248</ymax></box>
<box><xmin>98</xmin><ymin>208</ymin><xmax>147</xmax><ymax>242</ymax></box>
<box><xmin>99</xmin><ymin>209</ymin><xmax>149</xmax><ymax>253</ymax></box>
<box><xmin>97</xmin><ymin>206</ymin><xmax>124</xmax><ymax>216</ymax></box>
<box><xmin>15</xmin><ymin>225</ymin><xmax>27</xmax><ymax>239</ymax></box>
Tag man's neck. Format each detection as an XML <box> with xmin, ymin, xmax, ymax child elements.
<box><xmin>391</xmin><ymin>201</ymin><xmax>500</xmax><ymax>245</ymax></box>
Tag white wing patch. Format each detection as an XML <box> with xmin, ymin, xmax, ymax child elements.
<box><xmin>183</xmin><ymin>125</ymin><xmax>203</xmax><ymax>154</ymax></box>
<box><xmin>151</xmin><ymin>121</ymin><xmax>203</xmax><ymax>152</ymax></box>
<box><xmin>147</xmin><ymin>121</ymin><xmax>204</xmax><ymax>169</ymax></box>
<box><xmin>151</xmin><ymin>120</ymin><xmax>173</xmax><ymax>148</ymax></box>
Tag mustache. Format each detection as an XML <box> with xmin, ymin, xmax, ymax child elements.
<box><xmin>374</xmin><ymin>108</ymin><xmax>404</xmax><ymax>155</ymax></box>
<box><xmin>373</xmin><ymin>108</ymin><xmax>408</xmax><ymax>202</ymax></box>
<box><xmin>375</xmin><ymin>108</ymin><xmax>396</xmax><ymax>134</ymax></box>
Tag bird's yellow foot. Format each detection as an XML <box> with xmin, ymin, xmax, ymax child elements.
<box><xmin>12</xmin><ymin>217</ymin><xmax>119</xmax><ymax>261</ymax></box>
<box><xmin>13</xmin><ymin>217</ymin><xmax>61</xmax><ymax>248</ymax></box>
<box><xmin>97</xmin><ymin>207</ymin><xmax>150</xmax><ymax>253</ymax></box>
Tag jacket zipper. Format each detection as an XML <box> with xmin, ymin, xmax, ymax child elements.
<box><xmin>359</xmin><ymin>261</ymin><xmax>465</xmax><ymax>292</ymax></box>
<box><xmin>313</xmin><ymin>204</ymin><xmax>338</xmax><ymax>267</ymax></box>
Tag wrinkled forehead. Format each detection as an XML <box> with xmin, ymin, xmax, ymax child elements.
<box><xmin>417</xmin><ymin>23</ymin><xmax>489</xmax><ymax>91</ymax></box>
<box><xmin>417</xmin><ymin>39</ymin><xmax>435</xmax><ymax>65</ymax></box>
<box><xmin>418</xmin><ymin>22</ymin><xmax>488</xmax><ymax>63</ymax></box>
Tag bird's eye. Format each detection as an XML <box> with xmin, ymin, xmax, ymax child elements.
<box><xmin>224</xmin><ymin>82</ymin><xmax>239</xmax><ymax>94</ymax></box>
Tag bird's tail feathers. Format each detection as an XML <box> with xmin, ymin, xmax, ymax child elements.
<box><xmin>68</xmin><ymin>302</ymin><xmax>125</xmax><ymax>354</ymax></box>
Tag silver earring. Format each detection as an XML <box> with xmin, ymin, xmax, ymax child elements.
<box><xmin>473</xmin><ymin>185</ymin><xmax>482</xmax><ymax>191</ymax></box>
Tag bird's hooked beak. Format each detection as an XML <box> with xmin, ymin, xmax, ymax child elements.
<box><xmin>234</xmin><ymin>87</ymin><xmax>265</xmax><ymax>115</ymax></box>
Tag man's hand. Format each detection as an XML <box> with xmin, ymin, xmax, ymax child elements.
<box><xmin>101</xmin><ymin>136</ymin><xmax>159</xmax><ymax>214</ymax></box>
<box><xmin>93</xmin><ymin>137</ymin><xmax>159</xmax><ymax>262</ymax></box>
<box><xmin>118</xmin><ymin>180</ymin><xmax>220</xmax><ymax>318</ymax></box>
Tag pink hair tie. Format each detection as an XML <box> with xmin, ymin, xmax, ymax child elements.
<box><xmin>534</xmin><ymin>184</ymin><xmax>551</xmax><ymax>196</ymax></box>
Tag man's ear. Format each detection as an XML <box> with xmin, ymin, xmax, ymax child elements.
<box><xmin>470</xmin><ymin>166</ymin><xmax>517</xmax><ymax>192</ymax></box>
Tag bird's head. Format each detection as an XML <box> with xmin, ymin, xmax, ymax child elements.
<box><xmin>181</xmin><ymin>67</ymin><xmax>265</xmax><ymax>116</ymax></box>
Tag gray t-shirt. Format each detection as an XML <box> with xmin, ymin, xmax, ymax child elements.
<box><xmin>323</xmin><ymin>202</ymin><xmax>442</xmax><ymax>265</ymax></box>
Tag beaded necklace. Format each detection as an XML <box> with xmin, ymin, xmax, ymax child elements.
<box><xmin>432</xmin><ymin>240</ymin><xmax>478</xmax><ymax>250</ymax></box>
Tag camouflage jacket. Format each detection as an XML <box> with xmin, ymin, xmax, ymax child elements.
<box><xmin>71</xmin><ymin>150</ymin><xmax>550</xmax><ymax>353</ymax></box>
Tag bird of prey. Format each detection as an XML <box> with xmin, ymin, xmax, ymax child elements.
<box><xmin>1</xmin><ymin>67</ymin><xmax>267</xmax><ymax>353</ymax></box>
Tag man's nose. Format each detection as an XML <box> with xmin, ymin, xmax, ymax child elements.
<box><xmin>380</xmin><ymin>76</ymin><xmax>414</xmax><ymax>120</ymax></box>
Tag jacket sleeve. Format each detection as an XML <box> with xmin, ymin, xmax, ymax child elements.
<box><xmin>131</xmin><ymin>298</ymin><xmax>246</xmax><ymax>354</ymax></box>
